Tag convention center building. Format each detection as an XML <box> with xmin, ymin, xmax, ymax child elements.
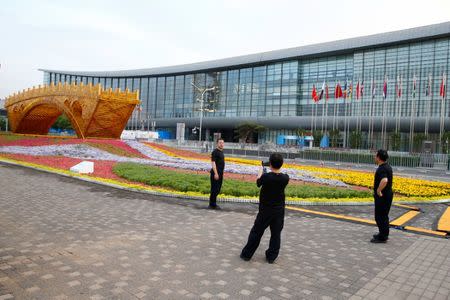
<box><xmin>40</xmin><ymin>22</ymin><xmax>450</xmax><ymax>151</ymax></box>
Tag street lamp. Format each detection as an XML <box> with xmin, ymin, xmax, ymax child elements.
<box><xmin>191</xmin><ymin>82</ymin><xmax>217</xmax><ymax>142</ymax></box>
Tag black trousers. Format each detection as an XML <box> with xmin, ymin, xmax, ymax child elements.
<box><xmin>209</xmin><ymin>171</ymin><xmax>223</xmax><ymax>207</ymax></box>
<box><xmin>241</xmin><ymin>209</ymin><xmax>284</xmax><ymax>261</ymax></box>
<box><xmin>374</xmin><ymin>193</ymin><xmax>393</xmax><ymax>240</ymax></box>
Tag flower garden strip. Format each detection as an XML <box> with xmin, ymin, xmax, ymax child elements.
<box><xmin>0</xmin><ymin>134</ymin><xmax>449</xmax><ymax>204</ymax></box>
<box><xmin>144</xmin><ymin>143</ymin><xmax>450</xmax><ymax>200</ymax></box>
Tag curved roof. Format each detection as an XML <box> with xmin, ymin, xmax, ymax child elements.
<box><xmin>39</xmin><ymin>22</ymin><xmax>450</xmax><ymax>78</ymax></box>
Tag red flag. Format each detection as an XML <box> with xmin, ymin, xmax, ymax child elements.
<box><xmin>396</xmin><ymin>75</ymin><xmax>402</xmax><ymax>98</ymax></box>
<box><xmin>311</xmin><ymin>85</ymin><xmax>319</xmax><ymax>102</ymax></box>
<box><xmin>440</xmin><ymin>73</ymin><xmax>447</xmax><ymax>97</ymax></box>
<box><xmin>383</xmin><ymin>78</ymin><xmax>387</xmax><ymax>99</ymax></box>
<box><xmin>325</xmin><ymin>83</ymin><xmax>329</xmax><ymax>100</ymax></box>
<box><xmin>335</xmin><ymin>83</ymin><xmax>343</xmax><ymax>99</ymax></box>
<box><xmin>356</xmin><ymin>80</ymin><xmax>360</xmax><ymax>100</ymax></box>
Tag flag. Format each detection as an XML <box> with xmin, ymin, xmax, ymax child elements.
<box><xmin>425</xmin><ymin>74</ymin><xmax>431</xmax><ymax>97</ymax></box>
<box><xmin>318</xmin><ymin>81</ymin><xmax>325</xmax><ymax>101</ymax></box>
<box><xmin>412</xmin><ymin>75</ymin><xmax>417</xmax><ymax>98</ymax></box>
<box><xmin>311</xmin><ymin>85</ymin><xmax>319</xmax><ymax>102</ymax></box>
<box><xmin>383</xmin><ymin>77</ymin><xmax>387</xmax><ymax>100</ymax></box>
<box><xmin>348</xmin><ymin>82</ymin><xmax>353</xmax><ymax>100</ymax></box>
<box><xmin>361</xmin><ymin>80</ymin><xmax>364</xmax><ymax>97</ymax></box>
<box><xmin>440</xmin><ymin>73</ymin><xmax>447</xmax><ymax>97</ymax></box>
<box><xmin>325</xmin><ymin>83</ymin><xmax>329</xmax><ymax>100</ymax></box>
<box><xmin>335</xmin><ymin>82</ymin><xmax>343</xmax><ymax>99</ymax></box>
<box><xmin>356</xmin><ymin>80</ymin><xmax>361</xmax><ymax>100</ymax></box>
<box><xmin>398</xmin><ymin>75</ymin><xmax>402</xmax><ymax>98</ymax></box>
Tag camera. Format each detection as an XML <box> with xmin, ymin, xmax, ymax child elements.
<box><xmin>261</xmin><ymin>161</ymin><xmax>270</xmax><ymax>167</ymax></box>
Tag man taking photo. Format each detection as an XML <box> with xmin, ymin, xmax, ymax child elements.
<box><xmin>240</xmin><ymin>153</ymin><xmax>289</xmax><ymax>263</ymax></box>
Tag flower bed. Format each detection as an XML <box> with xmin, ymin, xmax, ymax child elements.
<box><xmin>141</xmin><ymin>142</ymin><xmax>450</xmax><ymax>200</ymax></box>
<box><xmin>0</xmin><ymin>134</ymin><xmax>145</xmax><ymax>158</ymax></box>
<box><xmin>1</xmin><ymin>134</ymin><xmax>449</xmax><ymax>202</ymax></box>
<box><xmin>113</xmin><ymin>162</ymin><xmax>371</xmax><ymax>199</ymax></box>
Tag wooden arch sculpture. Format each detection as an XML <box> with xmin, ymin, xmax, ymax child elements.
<box><xmin>5</xmin><ymin>82</ymin><xmax>140</xmax><ymax>139</ymax></box>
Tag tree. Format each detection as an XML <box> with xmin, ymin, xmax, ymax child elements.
<box><xmin>328</xmin><ymin>129</ymin><xmax>341</xmax><ymax>148</ymax></box>
<box><xmin>234</xmin><ymin>122</ymin><xmax>266</xmax><ymax>143</ymax></box>
<box><xmin>413</xmin><ymin>133</ymin><xmax>426</xmax><ymax>153</ymax></box>
<box><xmin>441</xmin><ymin>131</ymin><xmax>450</xmax><ymax>154</ymax></box>
<box><xmin>390</xmin><ymin>131</ymin><xmax>401</xmax><ymax>151</ymax></box>
<box><xmin>296</xmin><ymin>128</ymin><xmax>308</xmax><ymax>137</ymax></box>
<box><xmin>349</xmin><ymin>130</ymin><xmax>362</xmax><ymax>149</ymax></box>
<box><xmin>312</xmin><ymin>130</ymin><xmax>323</xmax><ymax>147</ymax></box>
<box><xmin>0</xmin><ymin>117</ymin><xmax>6</xmax><ymax>131</ymax></box>
<box><xmin>51</xmin><ymin>114</ymin><xmax>73</xmax><ymax>130</ymax></box>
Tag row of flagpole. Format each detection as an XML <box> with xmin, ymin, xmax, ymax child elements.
<box><xmin>310</xmin><ymin>72</ymin><xmax>447</xmax><ymax>150</ymax></box>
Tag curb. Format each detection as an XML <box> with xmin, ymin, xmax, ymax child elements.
<box><xmin>1</xmin><ymin>158</ymin><xmax>449</xmax><ymax>206</ymax></box>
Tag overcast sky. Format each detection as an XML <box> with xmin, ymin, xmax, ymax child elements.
<box><xmin>0</xmin><ymin>0</ymin><xmax>449</xmax><ymax>99</ymax></box>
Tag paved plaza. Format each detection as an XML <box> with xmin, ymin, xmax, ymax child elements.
<box><xmin>0</xmin><ymin>163</ymin><xmax>449</xmax><ymax>299</ymax></box>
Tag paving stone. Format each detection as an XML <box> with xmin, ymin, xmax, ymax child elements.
<box><xmin>0</xmin><ymin>164</ymin><xmax>449</xmax><ymax>299</ymax></box>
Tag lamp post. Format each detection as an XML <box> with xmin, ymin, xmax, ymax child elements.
<box><xmin>191</xmin><ymin>82</ymin><xmax>217</xmax><ymax>142</ymax></box>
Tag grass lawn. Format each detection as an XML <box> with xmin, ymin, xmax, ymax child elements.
<box><xmin>113</xmin><ymin>162</ymin><xmax>372</xmax><ymax>199</ymax></box>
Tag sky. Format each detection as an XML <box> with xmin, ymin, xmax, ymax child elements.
<box><xmin>0</xmin><ymin>0</ymin><xmax>449</xmax><ymax>100</ymax></box>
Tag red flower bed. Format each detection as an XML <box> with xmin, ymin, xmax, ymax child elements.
<box><xmin>0</xmin><ymin>135</ymin><xmax>146</xmax><ymax>158</ymax></box>
<box><xmin>0</xmin><ymin>153</ymin><xmax>122</xmax><ymax>180</ymax></box>
<box><xmin>0</xmin><ymin>135</ymin><xmax>80</xmax><ymax>147</ymax></box>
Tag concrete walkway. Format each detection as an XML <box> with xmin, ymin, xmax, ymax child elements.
<box><xmin>0</xmin><ymin>163</ymin><xmax>449</xmax><ymax>299</ymax></box>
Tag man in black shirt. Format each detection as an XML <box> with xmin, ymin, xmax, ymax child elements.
<box><xmin>371</xmin><ymin>149</ymin><xmax>393</xmax><ymax>243</ymax></box>
<box><xmin>240</xmin><ymin>153</ymin><xmax>290</xmax><ymax>264</ymax></box>
<box><xmin>209</xmin><ymin>138</ymin><xmax>225</xmax><ymax>209</ymax></box>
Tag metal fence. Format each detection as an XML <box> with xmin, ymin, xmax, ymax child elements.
<box><xmin>156</xmin><ymin>139</ymin><xmax>449</xmax><ymax>170</ymax></box>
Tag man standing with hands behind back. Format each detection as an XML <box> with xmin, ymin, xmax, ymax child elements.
<box><xmin>209</xmin><ymin>138</ymin><xmax>225</xmax><ymax>209</ymax></box>
<box><xmin>371</xmin><ymin>149</ymin><xmax>393</xmax><ymax>243</ymax></box>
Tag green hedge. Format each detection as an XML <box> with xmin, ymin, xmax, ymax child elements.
<box><xmin>113</xmin><ymin>162</ymin><xmax>371</xmax><ymax>199</ymax></box>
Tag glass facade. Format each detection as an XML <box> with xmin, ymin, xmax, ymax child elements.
<box><xmin>43</xmin><ymin>33</ymin><xmax>449</xmax><ymax>148</ymax></box>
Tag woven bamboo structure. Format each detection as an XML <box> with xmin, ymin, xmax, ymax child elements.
<box><xmin>5</xmin><ymin>82</ymin><xmax>140</xmax><ymax>139</ymax></box>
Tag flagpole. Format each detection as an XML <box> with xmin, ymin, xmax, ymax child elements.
<box><xmin>398</xmin><ymin>75</ymin><xmax>402</xmax><ymax>137</ymax></box>
<box><xmin>347</xmin><ymin>81</ymin><xmax>351</xmax><ymax>148</ymax></box>
<box><xmin>325</xmin><ymin>85</ymin><xmax>329</xmax><ymax>135</ymax></box>
<box><xmin>333</xmin><ymin>81</ymin><xmax>337</xmax><ymax>132</ymax></box>
<box><xmin>409</xmin><ymin>75</ymin><xmax>416</xmax><ymax>153</ymax></box>
<box><xmin>311</xmin><ymin>98</ymin><xmax>314</xmax><ymax>137</ymax></box>
<box><xmin>311</xmin><ymin>84</ymin><xmax>314</xmax><ymax>137</ymax></box>
<box><xmin>395</xmin><ymin>75</ymin><xmax>400</xmax><ymax>133</ymax></box>
<box><xmin>321</xmin><ymin>99</ymin><xmax>325</xmax><ymax>133</ymax></box>
<box><xmin>369</xmin><ymin>79</ymin><xmax>374</xmax><ymax>149</ymax></box>
<box><xmin>381</xmin><ymin>76</ymin><xmax>388</xmax><ymax>149</ymax></box>
<box><xmin>314</xmin><ymin>98</ymin><xmax>318</xmax><ymax>134</ymax></box>
<box><xmin>357</xmin><ymin>80</ymin><xmax>361</xmax><ymax>133</ymax></box>
<box><xmin>439</xmin><ymin>72</ymin><xmax>446</xmax><ymax>153</ymax></box>
<box><xmin>425</xmin><ymin>74</ymin><xmax>431</xmax><ymax>138</ymax></box>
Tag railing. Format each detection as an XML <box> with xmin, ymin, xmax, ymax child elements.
<box><xmin>154</xmin><ymin>139</ymin><xmax>449</xmax><ymax>170</ymax></box>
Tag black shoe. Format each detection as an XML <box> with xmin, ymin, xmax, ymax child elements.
<box><xmin>373</xmin><ymin>234</ymin><xmax>388</xmax><ymax>240</ymax></box>
<box><xmin>266</xmin><ymin>258</ymin><xmax>275</xmax><ymax>264</ymax></box>
<box><xmin>370</xmin><ymin>237</ymin><xmax>387</xmax><ymax>243</ymax></box>
<box><xmin>240</xmin><ymin>254</ymin><xmax>251</xmax><ymax>261</ymax></box>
